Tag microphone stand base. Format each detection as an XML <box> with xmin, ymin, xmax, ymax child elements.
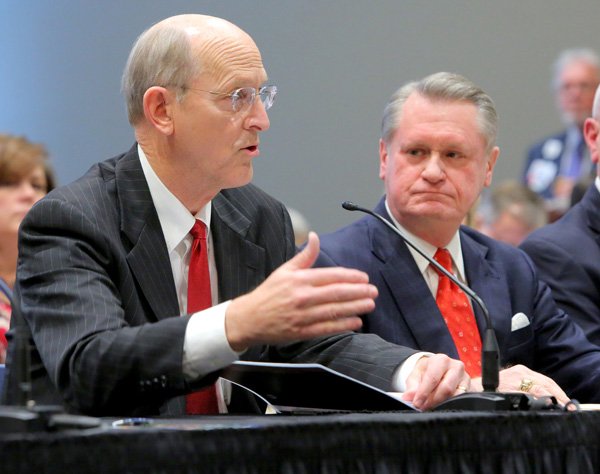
<box><xmin>433</xmin><ymin>392</ymin><xmax>560</xmax><ymax>411</ymax></box>
<box><xmin>0</xmin><ymin>405</ymin><xmax>102</xmax><ymax>433</ymax></box>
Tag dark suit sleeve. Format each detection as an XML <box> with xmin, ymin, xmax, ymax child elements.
<box><xmin>17</xmin><ymin>197</ymin><xmax>194</xmax><ymax>416</ymax></box>
<box><xmin>512</xmin><ymin>248</ymin><xmax>600</xmax><ymax>403</ymax></box>
<box><xmin>521</xmin><ymin>236</ymin><xmax>600</xmax><ymax>345</ymax></box>
<box><xmin>269</xmin><ymin>231</ymin><xmax>419</xmax><ymax>391</ymax></box>
<box><xmin>264</xmin><ymin>333</ymin><xmax>418</xmax><ymax>391</ymax></box>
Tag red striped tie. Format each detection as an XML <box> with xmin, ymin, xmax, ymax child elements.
<box><xmin>186</xmin><ymin>220</ymin><xmax>219</xmax><ymax>414</ymax></box>
<box><xmin>433</xmin><ymin>248</ymin><xmax>482</xmax><ymax>377</ymax></box>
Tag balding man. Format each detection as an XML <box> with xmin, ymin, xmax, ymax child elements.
<box><xmin>5</xmin><ymin>15</ymin><xmax>465</xmax><ymax>416</ymax></box>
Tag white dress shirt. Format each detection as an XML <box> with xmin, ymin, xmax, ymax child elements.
<box><xmin>138</xmin><ymin>146</ymin><xmax>239</xmax><ymax>386</ymax></box>
<box><xmin>384</xmin><ymin>200</ymin><xmax>472</xmax><ymax>390</ymax></box>
<box><xmin>384</xmin><ymin>200</ymin><xmax>469</xmax><ymax>296</ymax></box>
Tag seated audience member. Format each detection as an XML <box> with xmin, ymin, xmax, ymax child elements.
<box><xmin>4</xmin><ymin>14</ymin><xmax>466</xmax><ymax>416</ymax></box>
<box><xmin>521</xmin><ymin>84</ymin><xmax>600</xmax><ymax>346</ymax></box>
<box><xmin>477</xmin><ymin>180</ymin><xmax>547</xmax><ymax>246</ymax></box>
<box><xmin>314</xmin><ymin>72</ymin><xmax>600</xmax><ymax>404</ymax></box>
<box><xmin>523</xmin><ymin>48</ymin><xmax>600</xmax><ymax>218</ymax></box>
<box><xmin>0</xmin><ymin>133</ymin><xmax>55</xmax><ymax>363</ymax></box>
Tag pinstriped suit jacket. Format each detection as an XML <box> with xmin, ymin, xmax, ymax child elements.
<box><xmin>6</xmin><ymin>146</ymin><xmax>417</xmax><ymax>416</ymax></box>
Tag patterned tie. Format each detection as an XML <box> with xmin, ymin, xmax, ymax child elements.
<box><xmin>186</xmin><ymin>220</ymin><xmax>219</xmax><ymax>414</ymax></box>
<box><xmin>433</xmin><ymin>248</ymin><xmax>482</xmax><ymax>377</ymax></box>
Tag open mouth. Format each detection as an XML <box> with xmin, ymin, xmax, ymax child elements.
<box><xmin>245</xmin><ymin>145</ymin><xmax>258</xmax><ymax>152</ymax></box>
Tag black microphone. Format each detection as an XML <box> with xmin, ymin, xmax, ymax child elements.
<box><xmin>341</xmin><ymin>201</ymin><xmax>562</xmax><ymax>411</ymax></box>
<box><xmin>0</xmin><ymin>285</ymin><xmax>101</xmax><ymax>432</ymax></box>
<box><xmin>342</xmin><ymin>200</ymin><xmax>500</xmax><ymax>392</ymax></box>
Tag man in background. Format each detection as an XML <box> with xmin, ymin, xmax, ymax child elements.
<box><xmin>476</xmin><ymin>180</ymin><xmax>547</xmax><ymax>246</ymax></box>
<box><xmin>5</xmin><ymin>15</ymin><xmax>466</xmax><ymax>416</ymax></box>
<box><xmin>315</xmin><ymin>72</ymin><xmax>600</xmax><ymax>404</ymax></box>
<box><xmin>523</xmin><ymin>48</ymin><xmax>600</xmax><ymax>217</ymax></box>
<box><xmin>521</xmin><ymin>83</ymin><xmax>600</xmax><ymax>347</ymax></box>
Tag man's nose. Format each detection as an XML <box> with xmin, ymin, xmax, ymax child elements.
<box><xmin>245</xmin><ymin>99</ymin><xmax>270</xmax><ymax>131</ymax></box>
<box><xmin>421</xmin><ymin>154</ymin><xmax>445</xmax><ymax>181</ymax></box>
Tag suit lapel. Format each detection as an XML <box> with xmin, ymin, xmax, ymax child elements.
<box><xmin>372</xmin><ymin>201</ymin><xmax>460</xmax><ymax>357</ymax></box>
<box><xmin>581</xmin><ymin>185</ymin><xmax>600</xmax><ymax>248</ymax></box>
<box><xmin>117</xmin><ymin>146</ymin><xmax>179</xmax><ymax>320</ymax></box>
<box><xmin>460</xmin><ymin>229</ymin><xmax>511</xmax><ymax>355</ymax></box>
<box><xmin>211</xmin><ymin>192</ymin><xmax>265</xmax><ymax>302</ymax></box>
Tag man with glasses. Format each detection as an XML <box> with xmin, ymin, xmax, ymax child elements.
<box><xmin>523</xmin><ymin>48</ymin><xmax>600</xmax><ymax>217</ymax></box>
<box><xmin>6</xmin><ymin>14</ymin><xmax>466</xmax><ymax>416</ymax></box>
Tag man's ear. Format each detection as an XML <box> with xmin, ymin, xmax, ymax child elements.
<box><xmin>142</xmin><ymin>86</ymin><xmax>175</xmax><ymax>135</ymax></box>
<box><xmin>379</xmin><ymin>139</ymin><xmax>389</xmax><ymax>180</ymax></box>
<box><xmin>584</xmin><ymin>117</ymin><xmax>600</xmax><ymax>165</ymax></box>
<box><xmin>483</xmin><ymin>146</ymin><xmax>500</xmax><ymax>187</ymax></box>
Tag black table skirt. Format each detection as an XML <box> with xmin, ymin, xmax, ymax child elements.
<box><xmin>2</xmin><ymin>411</ymin><xmax>600</xmax><ymax>473</ymax></box>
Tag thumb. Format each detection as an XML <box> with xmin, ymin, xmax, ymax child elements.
<box><xmin>283</xmin><ymin>231</ymin><xmax>320</xmax><ymax>270</ymax></box>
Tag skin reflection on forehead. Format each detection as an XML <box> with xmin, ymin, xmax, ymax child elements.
<box><xmin>195</xmin><ymin>35</ymin><xmax>266</xmax><ymax>88</ymax></box>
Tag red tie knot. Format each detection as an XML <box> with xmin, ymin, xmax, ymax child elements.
<box><xmin>190</xmin><ymin>220</ymin><xmax>207</xmax><ymax>241</ymax></box>
<box><xmin>434</xmin><ymin>248</ymin><xmax>453</xmax><ymax>273</ymax></box>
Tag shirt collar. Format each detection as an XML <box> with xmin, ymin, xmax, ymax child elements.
<box><xmin>138</xmin><ymin>144</ymin><xmax>211</xmax><ymax>252</ymax></box>
<box><xmin>384</xmin><ymin>198</ymin><xmax>466</xmax><ymax>281</ymax></box>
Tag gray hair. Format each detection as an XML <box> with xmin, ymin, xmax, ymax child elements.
<box><xmin>121</xmin><ymin>24</ymin><xmax>200</xmax><ymax>125</ymax></box>
<box><xmin>381</xmin><ymin>72</ymin><xmax>498</xmax><ymax>153</ymax></box>
<box><xmin>552</xmin><ymin>48</ymin><xmax>600</xmax><ymax>92</ymax></box>
<box><xmin>484</xmin><ymin>180</ymin><xmax>547</xmax><ymax>230</ymax></box>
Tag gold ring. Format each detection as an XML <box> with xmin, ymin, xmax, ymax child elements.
<box><xmin>457</xmin><ymin>385</ymin><xmax>468</xmax><ymax>392</ymax></box>
<box><xmin>519</xmin><ymin>378</ymin><xmax>534</xmax><ymax>392</ymax></box>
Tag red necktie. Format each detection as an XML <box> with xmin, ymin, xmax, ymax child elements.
<box><xmin>433</xmin><ymin>248</ymin><xmax>482</xmax><ymax>377</ymax></box>
<box><xmin>186</xmin><ymin>220</ymin><xmax>219</xmax><ymax>414</ymax></box>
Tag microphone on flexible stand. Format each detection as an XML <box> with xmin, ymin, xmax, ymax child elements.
<box><xmin>342</xmin><ymin>201</ymin><xmax>559</xmax><ymax>411</ymax></box>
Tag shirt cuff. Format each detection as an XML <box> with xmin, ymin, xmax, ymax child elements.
<box><xmin>182</xmin><ymin>301</ymin><xmax>240</xmax><ymax>381</ymax></box>
<box><xmin>391</xmin><ymin>352</ymin><xmax>433</xmax><ymax>392</ymax></box>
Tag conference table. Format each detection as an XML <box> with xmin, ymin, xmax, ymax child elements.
<box><xmin>2</xmin><ymin>409</ymin><xmax>600</xmax><ymax>473</ymax></box>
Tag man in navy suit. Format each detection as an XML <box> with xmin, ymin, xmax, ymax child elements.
<box><xmin>521</xmin><ymin>84</ymin><xmax>600</xmax><ymax>347</ymax></box>
<box><xmin>523</xmin><ymin>49</ymin><xmax>600</xmax><ymax>216</ymax></box>
<box><xmin>4</xmin><ymin>15</ymin><xmax>466</xmax><ymax>416</ymax></box>
<box><xmin>315</xmin><ymin>72</ymin><xmax>600</xmax><ymax>403</ymax></box>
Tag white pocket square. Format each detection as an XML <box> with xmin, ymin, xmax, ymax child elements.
<box><xmin>511</xmin><ymin>312</ymin><xmax>530</xmax><ymax>332</ymax></box>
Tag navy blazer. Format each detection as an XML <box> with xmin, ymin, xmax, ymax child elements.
<box><xmin>523</xmin><ymin>130</ymin><xmax>591</xmax><ymax>200</ymax></box>
<box><xmin>521</xmin><ymin>184</ymin><xmax>600</xmax><ymax>346</ymax></box>
<box><xmin>315</xmin><ymin>197</ymin><xmax>600</xmax><ymax>403</ymax></box>
<box><xmin>5</xmin><ymin>147</ymin><xmax>417</xmax><ymax>416</ymax></box>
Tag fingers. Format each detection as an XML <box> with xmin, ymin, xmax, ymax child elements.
<box><xmin>498</xmin><ymin>365</ymin><xmax>570</xmax><ymax>405</ymax></box>
<box><xmin>288</xmin><ymin>315</ymin><xmax>364</xmax><ymax>340</ymax></box>
<box><xmin>282</xmin><ymin>231</ymin><xmax>371</xmax><ymax>285</ymax></box>
<box><xmin>286</xmin><ymin>280</ymin><xmax>378</xmax><ymax>312</ymax></box>
<box><xmin>282</xmin><ymin>231</ymin><xmax>320</xmax><ymax>271</ymax></box>
<box><xmin>224</xmin><ymin>253</ymin><xmax>377</xmax><ymax>349</ymax></box>
<box><xmin>469</xmin><ymin>377</ymin><xmax>483</xmax><ymax>392</ymax></box>
<box><xmin>453</xmin><ymin>380</ymin><xmax>471</xmax><ymax>397</ymax></box>
<box><xmin>403</xmin><ymin>354</ymin><xmax>467</xmax><ymax>410</ymax></box>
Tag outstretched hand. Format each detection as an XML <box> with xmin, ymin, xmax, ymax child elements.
<box><xmin>225</xmin><ymin>232</ymin><xmax>378</xmax><ymax>351</ymax></box>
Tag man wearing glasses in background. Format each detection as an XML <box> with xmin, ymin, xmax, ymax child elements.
<box><xmin>5</xmin><ymin>14</ymin><xmax>467</xmax><ymax>417</ymax></box>
<box><xmin>523</xmin><ymin>48</ymin><xmax>600</xmax><ymax>217</ymax></box>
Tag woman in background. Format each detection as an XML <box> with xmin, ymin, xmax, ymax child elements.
<box><xmin>0</xmin><ymin>134</ymin><xmax>55</xmax><ymax>363</ymax></box>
